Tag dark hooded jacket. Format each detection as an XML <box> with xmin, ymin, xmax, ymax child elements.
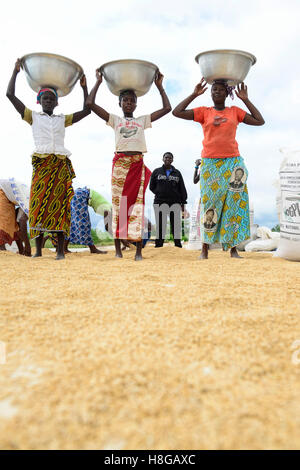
<box><xmin>150</xmin><ymin>165</ymin><xmax>187</xmax><ymax>205</ymax></box>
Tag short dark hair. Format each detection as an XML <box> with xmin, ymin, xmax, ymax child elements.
<box><xmin>163</xmin><ymin>152</ymin><xmax>174</xmax><ymax>158</ymax></box>
<box><xmin>235</xmin><ymin>168</ymin><xmax>244</xmax><ymax>175</ymax></box>
<box><xmin>206</xmin><ymin>208</ymin><xmax>214</xmax><ymax>215</ymax></box>
<box><xmin>119</xmin><ymin>89</ymin><xmax>137</xmax><ymax>105</ymax></box>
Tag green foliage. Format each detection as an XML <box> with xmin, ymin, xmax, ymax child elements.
<box><xmin>91</xmin><ymin>229</ymin><xmax>114</xmax><ymax>246</ymax></box>
<box><xmin>271</xmin><ymin>224</ymin><xmax>280</xmax><ymax>232</ymax></box>
<box><xmin>165</xmin><ymin>234</ymin><xmax>188</xmax><ymax>242</ymax></box>
<box><xmin>91</xmin><ymin>229</ymin><xmax>101</xmax><ymax>244</ymax></box>
<box><xmin>156</xmin><ymin>218</ymin><xmax>189</xmax><ymax>243</ymax></box>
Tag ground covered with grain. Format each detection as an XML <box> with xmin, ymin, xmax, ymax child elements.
<box><xmin>0</xmin><ymin>245</ymin><xmax>300</xmax><ymax>450</ymax></box>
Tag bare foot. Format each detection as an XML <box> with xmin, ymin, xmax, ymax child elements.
<box><xmin>114</xmin><ymin>240</ymin><xmax>123</xmax><ymax>258</ymax></box>
<box><xmin>55</xmin><ymin>253</ymin><xmax>65</xmax><ymax>260</ymax></box>
<box><xmin>230</xmin><ymin>247</ymin><xmax>242</xmax><ymax>258</ymax></box>
<box><xmin>199</xmin><ymin>243</ymin><xmax>208</xmax><ymax>260</ymax></box>
<box><xmin>135</xmin><ymin>241</ymin><xmax>143</xmax><ymax>261</ymax></box>
<box><xmin>90</xmin><ymin>247</ymin><xmax>107</xmax><ymax>254</ymax></box>
<box><xmin>32</xmin><ymin>252</ymin><xmax>42</xmax><ymax>258</ymax></box>
<box><xmin>89</xmin><ymin>244</ymin><xmax>107</xmax><ymax>254</ymax></box>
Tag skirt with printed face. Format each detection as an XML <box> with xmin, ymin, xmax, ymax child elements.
<box><xmin>199</xmin><ymin>156</ymin><xmax>250</xmax><ymax>250</ymax></box>
<box><xmin>29</xmin><ymin>154</ymin><xmax>75</xmax><ymax>239</ymax></box>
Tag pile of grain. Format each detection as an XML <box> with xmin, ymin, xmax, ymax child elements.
<box><xmin>0</xmin><ymin>247</ymin><xmax>299</xmax><ymax>449</ymax></box>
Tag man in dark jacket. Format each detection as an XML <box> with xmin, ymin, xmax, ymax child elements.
<box><xmin>150</xmin><ymin>152</ymin><xmax>188</xmax><ymax>248</ymax></box>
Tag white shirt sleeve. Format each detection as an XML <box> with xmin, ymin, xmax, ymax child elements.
<box><xmin>142</xmin><ymin>115</ymin><xmax>152</xmax><ymax>129</ymax></box>
<box><xmin>106</xmin><ymin>114</ymin><xmax>117</xmax><ymax>128</ymax></box>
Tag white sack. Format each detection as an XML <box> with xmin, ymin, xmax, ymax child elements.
<box><xmin>276</xmin><ymin>149</ymin><xmax>300</xmax><ymax>261</ymax></box>
<box><xmin>187</xmin><ymin>197</ymin><xmax>202</xmax><ymax>250</ymax></box>
<box><xmin>245</xmin><ymin>237</ymin><xmax>280</xmax><ymax>252</ymax></box>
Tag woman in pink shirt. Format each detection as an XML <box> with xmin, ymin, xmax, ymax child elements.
<box><xmin>173</xmin><ymin>78</ymin><xmax>264</xmax><ymax>259</ymax></box>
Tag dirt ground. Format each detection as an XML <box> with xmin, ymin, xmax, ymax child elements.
<box><xmin>0</xmin><ymin>245</ymin><xmax>300</xmax><ymax>450</ymax></box>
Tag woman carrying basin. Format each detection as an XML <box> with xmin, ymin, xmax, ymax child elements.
<box><xmin>173</xmin><ymin>76</ymin><xmax>264</xmax><ymax>259</ymax></box>
<box><xmin>6</xmin><ymin>56</ymin><xmax>91</xmax><ymax>260</ymax></box>
<box><xmin>86</xmin><ymin>61</ymin><xmax>171</xmax><ymax>261</ymax></box>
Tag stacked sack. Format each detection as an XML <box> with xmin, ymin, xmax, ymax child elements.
<box><xmin>245</xmin><ymin>226</ymin><xmax>280</xmax><ymax>252</ymax></box>
<box><xmin>187</xmin><ymin>197</ymin><xmax>202</xmax><ymax>250</ymax></box>
<box><xmin>276</xmin><ymin>149</ymin><xmax>300</xmax><ymax>261</ymax></box>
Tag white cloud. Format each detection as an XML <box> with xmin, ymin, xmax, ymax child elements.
<box><xmin>1</xmin><ymin>0</ymin><xmax>300</xmax><ymax>228</ymax></box>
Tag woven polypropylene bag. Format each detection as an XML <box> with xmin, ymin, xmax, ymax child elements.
<box><xmin>276</xmin><ymin>149</ymin><xmax>300</xmax><ymax>261</ymax></box>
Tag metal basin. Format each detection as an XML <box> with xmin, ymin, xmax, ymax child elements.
<box><xmin>195</xmin><ymin>49</ymin><xmax>256</xmax><ymax>86</ymax></box>
<box><xmin>21</xmin><ymin>52</ymin><xmax>84</xmax><ymax>97</ymax></box>
<box><xmin>100</xmin><ymin>59</ymin><xmax>158</xmax><ymax>97</ymax></box>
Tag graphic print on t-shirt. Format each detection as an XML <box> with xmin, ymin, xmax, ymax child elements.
<box><xmin>120</xmin><ymin>126</ymin><xmax>138</xmax><ymax>138</ymax></box>
<box><xmin>213</xmin><ymin>115</ymin><xmax>228</xmax><ymax>126</ymax></box>
<box><xmin>108</xmin><ymin>114</ymin><xmax>151</xmax><ymax>152</ymax></box>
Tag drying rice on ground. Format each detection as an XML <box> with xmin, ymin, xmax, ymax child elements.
<box><xmin>0</xmin><ymin>246</ymin><xmax>299</xmax><ymax>450</ymax></box>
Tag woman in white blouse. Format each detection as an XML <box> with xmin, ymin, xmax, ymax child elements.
<box><xmin>6</xmin><ymin>58</ymin><xmax>91</xmax><ymax>260</ymax></box>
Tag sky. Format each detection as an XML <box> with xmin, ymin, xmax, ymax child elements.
<box><xmin>1</xmin><ymin>0</ymin><xmax>300</xmax><ymax>229</ymax></box>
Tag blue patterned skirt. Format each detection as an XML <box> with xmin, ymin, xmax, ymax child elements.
<box><xmin>69</xmin><ymin>187</ymin><xmax>93</xmax><ymax>246</ymax></box>
<box><xmin>199</xmin><ymin>156</ymin><xmax>250</xmax><ymax>250</ymax></box>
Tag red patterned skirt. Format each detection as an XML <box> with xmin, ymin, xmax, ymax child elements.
<box><xmin>111</xmin><ymin>153</ymin><xmax>151</xmax><ymax>241</ymax></box>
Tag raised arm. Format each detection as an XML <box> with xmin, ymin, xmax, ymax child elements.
<box><xmin>72</xmin><ymin>75</ymin><xmax>91</xmax><ymax>124</ymax></box>
<box><xmin>85</xmin><ymin>69</ymin><xmax>109</xmax><ymax>122</ymax></box>
<box><xmin>150</xmin><ymin>72</ymin><xmax>172</xmax><ymax>122</ymax></box>
<box><xmin>6</xmin><ymin>59</ymin><xmax>26</xmax><ymax>117</ymax></box>
<box><xmin>236</xmin><ymin>83</ymin><xmax>265</xmax><ymax>126</ymax></box>
<box><xmin>172</xmin><ymin>78</ymin><xmax>208</xmax><ymax>120</ymax></box>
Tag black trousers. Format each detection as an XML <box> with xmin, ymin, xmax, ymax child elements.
<box><xmin>153</xmin><ymin>202</ymin><xmax>182</xmax><ymax>246</ymax></box>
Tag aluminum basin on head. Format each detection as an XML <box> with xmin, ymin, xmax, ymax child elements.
<box><xmin>21</xmin><ymin>52</ymin><xmax>84</xmax><ymax>97</ymax></box>
<box><xmin>100</xmin><ymin>59</ymin><xmax>158</xmax><ymax>97</ymax></box>
<box><xmin>195</xmin><ymin>49</ymin><xmax>256</xmax><ymax>86</ymax></box>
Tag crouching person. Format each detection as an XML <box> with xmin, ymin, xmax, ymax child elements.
<box><xmin>0</xmin><ymin>178</ymin><xmax>31</xmax><ymax>256</ymax></box>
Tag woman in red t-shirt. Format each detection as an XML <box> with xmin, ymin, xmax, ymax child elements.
<box><xmin>173</xmin><ymin>78</ymin><xmax>264</xmax><ymax>259</ymax></box>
